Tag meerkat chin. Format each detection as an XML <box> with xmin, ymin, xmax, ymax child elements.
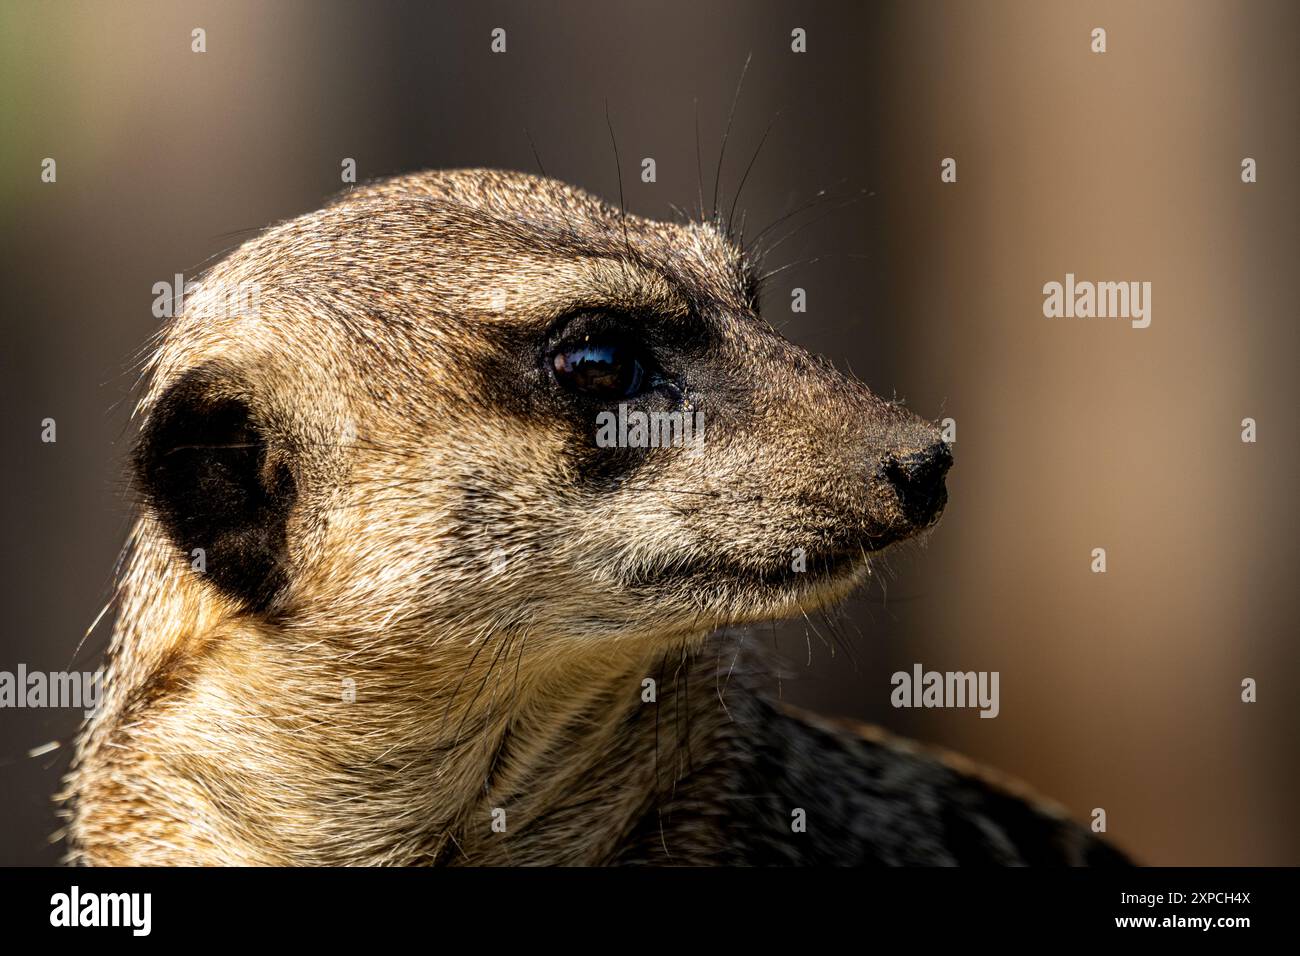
<box><xmin>64</xmin><ymin>169</ymin><xmax>1127</xmax><ymax>866</ymax></box>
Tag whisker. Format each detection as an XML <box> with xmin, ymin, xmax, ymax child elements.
<box><xmin>524</xmin><ymin>126</ymin><xmax>547</xmax><ymax>179</ymax></box>
<box><xmin>728</xmin><ymin>109</ymin><xmax>781</xmax><ymax>243</ymax></box>
<box><xmin>604</xmin><ymin>100</ymin><xmax>635</xmax><ymax>279</ymax></box>
<box><xmin>712</xmin><ymin>53</ymin><xmax>752</xmax><ymax>224</ymax></box>
<box><xmin>746</xmin><ymin>179</ymin><xmax>849</xmax><ymax>251</ymax></box>
<box><xmin>755</xmin><ymin>189</ymin><xmax>872</xmax><ymax>263</ymax></box>
<box><xmin>694</xmin><ymin>97</ymin><xmax>705</xmax><ymax>223</ymax></box>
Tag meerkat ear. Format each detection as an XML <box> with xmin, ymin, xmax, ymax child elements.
<box><xmin>133</xmin><ymin>368</ymin><xmax>296</xmax><ymax>610</ymax></box>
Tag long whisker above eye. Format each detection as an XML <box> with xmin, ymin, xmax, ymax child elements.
<box><xmin>694</xmin><ymin>97</ymin><xmax>705</xmax><ymax>223</ymax></box>
<box><xmin>604</xmin><ymin>100</ymin><xmax>635</xmax><ymax>287</ymax></box>
<box><xmin>712</xmin><ymin>52</ymin><xmax>753</xmax><ymax>225</ymax></box>
<box><xmin>746</xmin><ymin>178</ymin><xmax>851</xmax><ymax>254</ymax></box>
<box><xmin>728</xmin><ymin>109</ymin><xmax>782</xmax><ymax>247</ymax></box>
<box><xmin>753</xmin><ymin>189</ymin><xmax>873</xmax><ymax>265</ymax></box>
<box><xmin>524</xmin><ymin>126</ymin><xmax>547</xmax><ymax>179</ymax></box>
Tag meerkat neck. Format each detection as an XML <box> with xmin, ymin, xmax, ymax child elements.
<box><xmin>74</xmin><ymin>557</ymin><xmax>751</xmax><ymax>865</ymax></box>
<box><xmin>432</xmin><ymin>638</ymin><xmax>742</xmax><ymax>866</ymax></box>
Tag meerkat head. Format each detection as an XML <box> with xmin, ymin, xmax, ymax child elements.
<box><xmin>132</xmin><ymin>168</ymin><xmax>949</xmax><ymax>656</ymax></box>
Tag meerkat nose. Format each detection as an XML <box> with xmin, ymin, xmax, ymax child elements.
<box><xmin>880</xmin><ymin>440</ymin><xmax>952</xmax><ymax>527</ymax></box>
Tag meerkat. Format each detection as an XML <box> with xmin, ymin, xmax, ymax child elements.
<box><xmin>63</xmin><ymin>169</ymin><xmax>1129</xmax><ymax>866</ymax></box>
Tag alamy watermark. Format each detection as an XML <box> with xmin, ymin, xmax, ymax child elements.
<box><xmin>152</xmin><ymin>273</ymin><xmax>262</xmax><ymax>320</ymax></box>
<box><xmin>1</xmin><ymin>665</ymin><xmax>103</xmax><ymax>718</ymax></box>
<box><xmin>891</xmin><ymin>663</ymin><xmax>1000</xmax><ymax>718</ymax></box>
<box><xmin>50</xmin><ymin>886</ymin><xmax>151</xmax><ymax>936</ymax></box>
<box><xmin>1043</xmin><ymin>273</ymin><xmax>1151</xmax><ymax>329</ymax></box>
<box><xmin>595</xmin><ymin>403</ymin><xmax>705</xmax><ymax>449</ymax></box>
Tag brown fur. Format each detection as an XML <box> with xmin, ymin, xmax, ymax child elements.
<box><xmin>63</xmin><ymin>170</ymin><xmax>1125</xmax><ymax>866</ymax></box>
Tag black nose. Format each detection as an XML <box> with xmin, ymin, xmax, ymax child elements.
<box><xmin>882</xmin><ymin>441</ymin><xmax>952</xmax><ymax>526</ymax></box>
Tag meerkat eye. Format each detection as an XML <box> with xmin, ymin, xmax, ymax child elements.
<box><xmin>549</xmin><ymin>340</ymin><xmax>647</xmax><ymax>398</ymax></box>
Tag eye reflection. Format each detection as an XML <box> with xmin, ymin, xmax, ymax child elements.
<box><xmin>551</xmin><ymin>341</ymin><xmax>646</xmax><ymax>398</ymax></box>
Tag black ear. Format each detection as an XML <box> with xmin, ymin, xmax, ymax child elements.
<box><xmin>134</xmin><ymin>368</ymin><xmax>296</xmax><ymax>611</ymax></box>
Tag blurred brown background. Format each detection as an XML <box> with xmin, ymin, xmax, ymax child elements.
<box><xmin>1</xmin><ymin>0</ymin><xmax>1296</xmax><ymax>865</ymax></box>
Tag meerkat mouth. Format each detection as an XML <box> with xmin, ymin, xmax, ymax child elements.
<box><xmin>622</xmin><ymin>542</ymin><xmax>877</xmax><ymax>591</ymax></box>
